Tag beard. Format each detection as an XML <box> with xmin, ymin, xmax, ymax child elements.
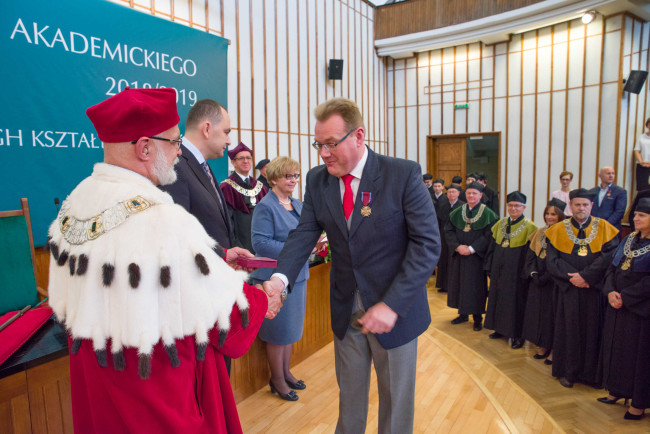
<box><xmin>152</xmin><ymin>145</ymin><xmax>178</xmax><ymax>186</ymax></box>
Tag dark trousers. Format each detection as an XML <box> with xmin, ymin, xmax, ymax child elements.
<box><xmin>637</xmin><ymin>164</ymin><xmax>650</xmax><ymax>191</ymax></box>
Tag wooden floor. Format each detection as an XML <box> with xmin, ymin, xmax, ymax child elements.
<box><xmin>237</xmin><ymin>277</ymin><xmax>650</xmax><ymax>433</ymax></box>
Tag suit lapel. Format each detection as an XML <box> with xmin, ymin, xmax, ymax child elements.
<box><xmin>324</xmin><ymin>173</ymin><xmax>350</xmax><ymax>241</ymax></box>
<box><xmin>349</xmin><ymin>149</ymin><xmax>380</xmax><ymax>239</ymax></box>
<box><xmin>182</xmin><ymin>146</ymin><xmax>229</xmax><ymax>227</ymax></box>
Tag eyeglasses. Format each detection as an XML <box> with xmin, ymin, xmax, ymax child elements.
<box><xmin>284</xmin><ymin>173</ymin><xmax>300</xmax><ymax>181</ymax></box>
<box><xmin>312</xmin><ymin>128</ymin><xmax>357</xmax><ymax>152</ymax></box>
<box><xmin>233</xmin><ymin>156</ymin><xmax>253</xmax><ymax>162</ymax></box>
<box><xmin>132</xmin><ymin>135</ymin><xmax>183</xmax><ymax>150</ymax></box>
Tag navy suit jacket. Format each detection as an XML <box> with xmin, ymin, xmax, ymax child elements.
<box><xmin>161</xmin><ymin>143</ymin><xmax>235</xmax><ymax>250</ymax></box>
<box><xmin>591</xmin><ymin>184</ymin><xmax>627</xmax><ymax>229</ymax></box>
<box><xmin>275</xmin><ymin>147</ymin><xmax>441</xmax><ymax>349</ymax></box>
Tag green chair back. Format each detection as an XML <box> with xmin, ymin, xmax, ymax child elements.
<box><xmin>0</xmin><ymin>214</ymin><xmax>39</xmax><ymax>315</ymax></box>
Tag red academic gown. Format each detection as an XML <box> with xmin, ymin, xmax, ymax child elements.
<box><xmin>68</xmin><ymin>284</ymin><xmax>267</xmax><ymax>434</ymax></box>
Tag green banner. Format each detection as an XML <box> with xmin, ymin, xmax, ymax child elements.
<box><xmin>1</xmin><ymin>0</ymin><xmax>228</xmax><ymax>245</ymax></box>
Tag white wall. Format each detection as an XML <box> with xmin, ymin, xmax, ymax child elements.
<box><xmin>111</xmin><ymin>0</ymin><xmax>387</xmax><ymax>198</ymax></box>
<box><xmin>387</xmin><ymin>14</ymin><xmax>650</xmax><ymax>225</ymax></box>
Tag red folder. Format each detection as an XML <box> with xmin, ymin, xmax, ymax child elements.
<box><xmin>0</xmin><ymin>307</ymin><xmax>53</xmax><ymax>366</ymax></box>
<box><xmin>236</xmin><ymin>256</ymin><xmax>278</xmax><ymax>268</ymax></box>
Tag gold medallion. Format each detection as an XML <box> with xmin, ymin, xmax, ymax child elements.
<box><xmin>360</xmin><ymin>206</ymin><xmax>372</xmax><ymax>217</ymax></box>
<box><xmin>577</xmin><ymin>245</ymin><xmax>588</xmax><ymax>256</ymax></box>
<box><xmin>502</xmin><ymin>239</ymin><xmax>510</xmax><ymax>248</ymax></box>
<box><xmin>621</xmin><ymin>257</ymin><xmax>632</xmax><ymax>271</ymax></box>
<box><xmin>464</xmin><ymin>223</ymin><xmax>471</xmax><ymax>232</ymax></box>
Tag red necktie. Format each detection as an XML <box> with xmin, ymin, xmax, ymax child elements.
<box><xmin>341</xmin><ymin>174</ymin><xmax>354</xmax><ymax>220</ymax></box>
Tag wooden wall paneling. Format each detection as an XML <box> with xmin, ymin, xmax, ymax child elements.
<box><xmin>404</xmin><ymin>58</ymin><xmax>410</xmax><ymax>160</ymax></box>
<box><xmin>494</xmin><ymin>43</ymin><xmax>508</xmax><ymax>207</ymax></box>
<box><xmin>392</xmin><ymin>58</ymin><xmax>397</xmax><ymax>157</ymax></box>
<box><xmin>452</xmin><ymin>46</ymin><xmax>457</xmax><ymax>133</ymax></box>
<box><xmin>0</xmin><ymin>371</ymin><xmax>31</xmax><ymax>434</ymax></box>
<box><xmin>614</xmin><ymin>15</ymin><xmax>627</xmax><ymax>180</ymax></box>
<box><xmin>595</xmin><ymin>17</ymin><xmax>606</xmax><ymax>183</ymax></box>
<box><xmin>27</xmin><ymin>355</ymin><xmax>73</xmax><ymax>434</ymax></box>
<box><xmin>546</xmin><ymin>25</ymin><xmax>555</xmax><ymax>201</ymax></box>
<box><xmin>582</xmin><ymin>24</ymin><xmax>603</xmax><ymax>188</ymax></box>
<box><xmin>416</xmin><ymin>54</ymin><xmax>420</xmax><ymax>163</ymax></box>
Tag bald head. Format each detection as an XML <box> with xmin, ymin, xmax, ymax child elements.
<box><xmin>599</xmin><ymin>166</ymin><xmax>615</xmax><ymax>187</ymax></box>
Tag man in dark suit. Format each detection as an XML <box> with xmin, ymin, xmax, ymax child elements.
<box><xmin>591</xmin><ymin>166</ymin><xmax>627</xmax><ymax>229</ymax></box>
<box><xmin>423</xmin><ymin>173</ymin><xmax>435</xmax><ymax>200</ymax></box>
<box><xmin>264</xmin><ymin>98</ymin><xmax>440</xmax><ymax>433</ymax></box>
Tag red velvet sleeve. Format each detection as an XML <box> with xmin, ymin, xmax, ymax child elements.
<box><xmin>211</xmin><ymin>283</ymin><xmax>267</xmax><ymax>359</ymax></box>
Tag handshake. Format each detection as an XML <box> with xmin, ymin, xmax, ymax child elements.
<box><xmin>256</xmin><ymin>277</ymin><xmax>286</xmax><ymax>319</ymax></box>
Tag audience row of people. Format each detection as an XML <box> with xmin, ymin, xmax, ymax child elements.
<box><xmin>426</xmin><ymin>171</ymin><xmax>649</xmax><ymax>421</ymax></box>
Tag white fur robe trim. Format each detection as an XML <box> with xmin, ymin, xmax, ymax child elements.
<box><xmin>48</xmin><ymin>163</ymin><xmax>249</xmax><ymax>355</ymax></box>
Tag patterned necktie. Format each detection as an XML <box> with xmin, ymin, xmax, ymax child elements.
<box><xmin>201</xmin><ymin>161</ymin><xmax>224</xmax><ymax>210</ymax></box>
<box><xmin>341</xmin><ymin>174</ymin><xmax>354</xmax><ymax>220</ymax></box>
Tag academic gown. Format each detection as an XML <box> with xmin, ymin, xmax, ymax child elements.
<box><xmin>522</xmin><ymin>228</ymin><xmax>557</xmax><ymax>349</ymax></box>
<box><xmin>435</xmin><ymin>199</ymin><xmax>464</xmax><ymax>291</ymax></box>
<box><xmin>484</xmin><ymin>217</ymin><xmax>538</xmax><ymax>338</ymax></box>
<box><xmin>69</xmin><ymin>283</ymin><xmax>267</xmax><ymax>434</ymax></box>
<box><xmin>445</xmin><ymin>204</ymin><xmax>499</xmax><ymax>315</ymax></box>
<box><xmin>600</xmin><ymin>233</ymin><xmax>650</xmax><ymax>408</ymax></box>
<box><xmin>546</xmin><ymin>217</ymin><xmax>619</xmax><ymax>384</ymax></box>
<box><xmin>220</xmin><ymin>174</ymin><xmax>268</xmax><ymax>253</ymax></box>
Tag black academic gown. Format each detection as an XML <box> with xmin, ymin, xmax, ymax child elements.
<box><xmin>546</xmin><ymin>218</ymin><xmax>619</xmax><ymax>385</ymax></box>
<box><xmin>522</xmin><ymin>247</ymin><xmax>557</xmax><ymax>349</ymax></box>
<box><xmin>445</xmin><ymin>207</ymin><xmax>494</xmax><ymax>316</ymax></box>
<box><xmin>484</xmin><ymin>216</ymin><xmax>530</xmax><ymax>339</ymax></box>
<box><xmin>600</xmin><ymin>235</ymin><xmax>650</xmax><ymax>408</ymax></box>
<box><xmin>482</xmin><ymin>186</ymin><xmax>499</xmax><ymax>215</ymax></box>
<box><xmin>220</xmin><ymin>174</ymin><xmax>268</xmax><ymax>253</ymax></box>
<box><xmin>436</xmin><ymin>199</ymin><xmax>464</xmax><ymax>291</ymax></box>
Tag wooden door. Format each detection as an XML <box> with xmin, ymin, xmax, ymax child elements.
<box><xmin>428</xmin><ymin>137</ymin><xmax>466</xmax><ymax>187</ymax></box>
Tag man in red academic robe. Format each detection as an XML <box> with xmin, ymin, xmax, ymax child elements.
<box><xmin>46</xmin><ymin>87</ymin><xmax>281</xmax><ymax>433</ymax></box>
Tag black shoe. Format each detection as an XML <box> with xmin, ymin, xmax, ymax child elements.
<box><xmin>473</xmin><ymin>321</ymin><xmax>483</xmax><ymax>331</ymax></box>
<box><xmin>559</xmin><ymin>377</ymin><xmax>574</xmax><ymax>388</ymax></box>
<box><xmin>544</xmin><ymin>359</ymin><xmax>553</xmax><ymax>365</ymax></box>
<box><xmin>624</xmin><ymin>411</ymin><xmax>644</xmax><ymax>420</ymax></box>
<box><xmin>451</xmin><ymin>315</ymin><xmax>468</xmax><ymax>325</ymax></box>
<box><xmin>437</xmin><ymin>288</ymin><xmax>447</xmax><ymax>293</ymax></box>
<box><xmin>489</xmin><ymin>332</ymin><xmax>503</xmax><ymax>339</ymax></box>
<box><xmin>269</xmin><ymin>380</ymin><xmax>298</xmax><ymax>401</ymax></box>
<box><xmin>286</xmin><ymin>379</ymin><xmax>306</xmax><ymax>390</ymax></box>
<box><xmin>511</xmin><ymin>338</ymin><xmax>524</xmax><ymax>349</ymax></box>
<box><xmin>597</xmin><ymin>396</ymin><xmax>629</xmax><ymax>405</ymax></box>
<box><xmin>533</xmin><ymin>349</ymin><xmax>550</xmax><ymax>359</ymax></box>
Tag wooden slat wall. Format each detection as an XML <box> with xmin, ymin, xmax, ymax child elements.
<box><xmin>375</xmin><ymin>0</ymin><xmax>546</xmax><ymax>40</ymax></box>
<box><xmin>387</xmin><ymin>13</ymin><xmax>650</xmax><ymax>225</ymax></box>
<box><xmin>110</xmin><ymin>0</ymin><xmax>387</xmax><ymax>200</ymax></box>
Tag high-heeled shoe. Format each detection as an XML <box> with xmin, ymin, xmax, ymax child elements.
<box><xmin>269</xmin><ymin>380</ymin><xmax>298</xmax><ymax>401</ymax></box>
<box><xmin>285</xmin><ymin>379</ymin><xmax>306</xmax><ymax>390</ymax></box>
<box><xmin>533</xmin><ymin>349</ymin><xmax>550</xmax><ymax>359</ymax></box>
<box><xmin>597</xmin><ymin>396</ymin><xmax>629</xmax><ymax>405</ymax></box>
<box><xmin>624</xmin><ymin>411</ymin><xmax>644</xmax><ymax>420</ymax></box>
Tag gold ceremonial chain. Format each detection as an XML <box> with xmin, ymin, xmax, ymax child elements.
<box><xmin>563</xmin><ymin>218</ymin><xmax>600</xmax><ymax>257</ymax></box>
<box><xmin>462</xmin><ymin>204</ymin><xmax>486</xmax><ymax>232</ymax></box>
<box><xmin>500</xmin><ymin>218</ymin><xmax>529</xmax><ymax>247</ymax></box>
<box><xmin>222</xmin><ymin>179</ymin><xmax>264</xmax><ymax>205</ymax></box>
<box><xmin>59</xmin><ymin>196</ymin><xmax>155</xmax><ymax>245</ymax></box>
<box><xmin>540</xmin><ymin>227</ymin><xmax>548</xmax><ymax>259</ymax></box>
<box><xmin>621</xmin><ymin>231</ymin><xmax>650</xmax><ymax>270</ymax></box>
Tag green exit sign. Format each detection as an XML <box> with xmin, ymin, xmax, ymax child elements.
<box><xmin>454</xmin><ymin>103</ymin><xmax>469</xmax><ymax>109</ymax></box>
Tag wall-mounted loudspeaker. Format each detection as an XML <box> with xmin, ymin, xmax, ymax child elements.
<box><xmin>328</xmin><ymin>59</ymin><xmax>343</xmax><ymax>80</ymax></box>
<box><xmin>624</xmin><ymin>70</ymin><xmax>648</xmax><ymax>94</ymax></box>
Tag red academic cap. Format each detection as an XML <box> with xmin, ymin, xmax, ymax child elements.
<box><xmin>86</xmin><ymin>87</ymin><xmax>180</xmax><ymax>143</ymax></box>
<box><xmin>227</xmin><ymin>142</ymin><xmax>253</xmax><ymax>160</ymax></box>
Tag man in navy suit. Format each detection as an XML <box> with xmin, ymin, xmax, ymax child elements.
<box><xmin>591</xmin><ymin>166</ymin><xmax>627</xmax><ymax>229</ymax></box>
<box><xmin>161</xmin><ymin>100</ymin><xmax>256</xmax><ymax>373</ymax></box>
<box><xmin>264</xmin><ymin>98</ymin><xmax>440</xmax><ymax>433</ymax></box>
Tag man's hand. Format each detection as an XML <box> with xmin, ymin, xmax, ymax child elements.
<box><xmin>608</xmin><ymin>291</ymin><xmax>623</xmax><ymax>309</ymax></box>
<box><xmin>357</xmin><ymin>302</ymin><xmax>398</xmax><ymax>335</ymax></box>
<box><xmin>225</xmin><ymin>247</ymin><xmax>255</xmax><ymax>272</ymax></box>
<box><xmin>568</xmin><ymin>272</ymin><xmax>589</xmax><ymax>288</ymax></box>
<box><xmin>256</xmin><ymin>284</ymin><xmax>283</xmax><ymax>319</ymax></box>
<box><xmin>642</xmin><ymin>161</ymin><xmax>650</xmax><ymax>168</ymax></box>
<box><xmin>456</xmin><ymin>245</ymin><xmax>471</xmax><ymax>256</ymax></box>
<box><xmin>263</xmin><ymin>276</ymin><xmax>285</xmax><ymax>298</ymax></box>
<box><xmin>312</xmin><ymin>234</ymin><xmax>328</xmax><ymax>253</ymax></box>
